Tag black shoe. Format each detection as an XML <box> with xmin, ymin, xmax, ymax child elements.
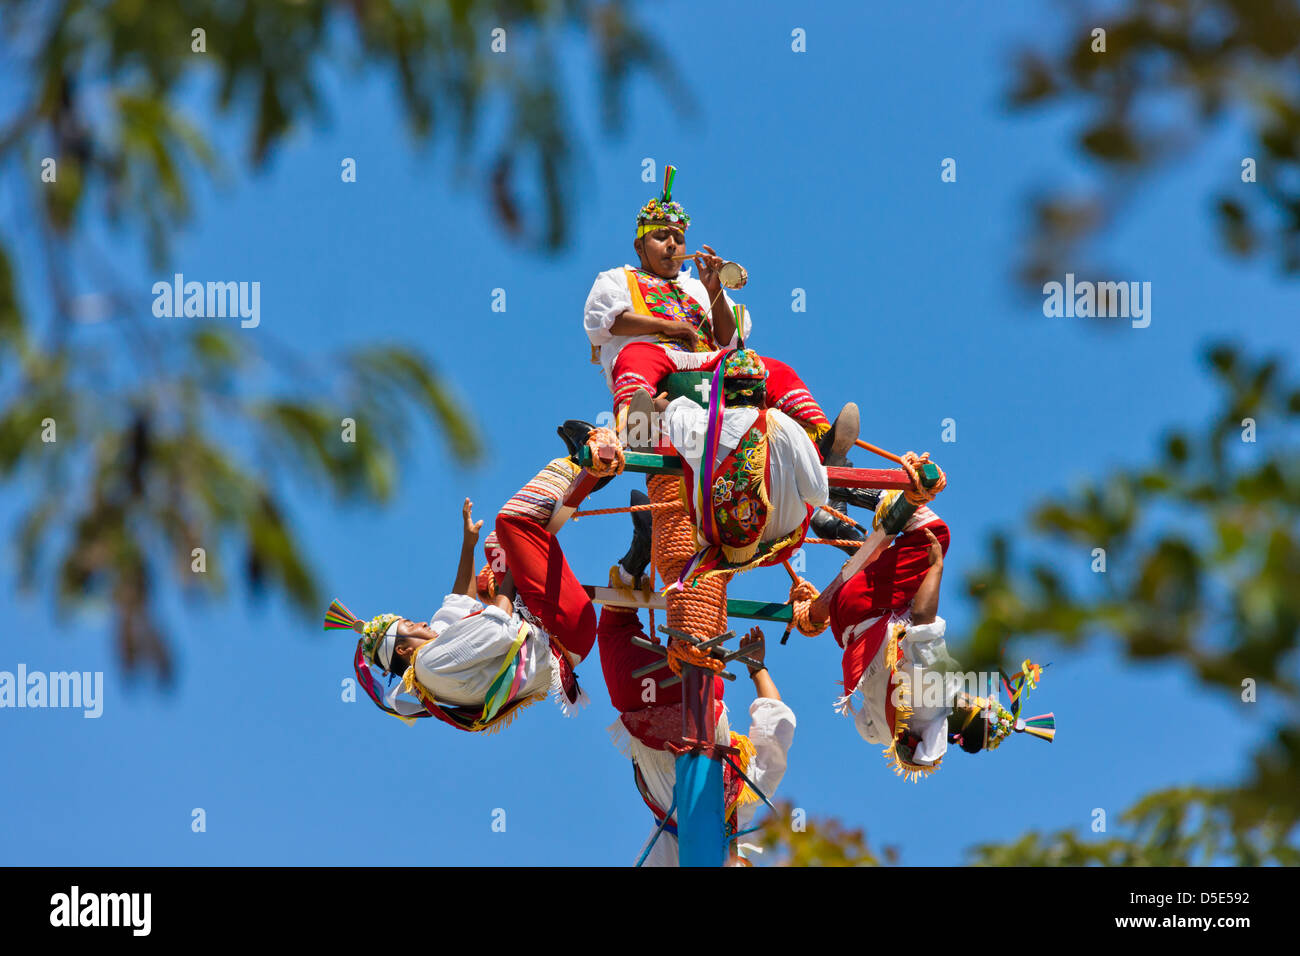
<box><xmin>557</xmin><ymin>419</ymin><xmax>614</xmax><ymax>492</ymax></box>
<box><xmin>830</xmin><ymin>481</ymin><xmax>883</xmax><ymax>513</ymax></box>
<box><xmin>618</xmin><ymin>489</ymin><xmax>653</xmax><ymax>580</ymax></box>
<box><xmin>817</xmin><ymin>402</ymin><xmax>860</xmax><ymax>468</ymax></box>
<box><xmin>557</xmin><ymin>419</ymin><xmax>596</xmax><ymax>463</ymax></box>
<box><xmin>810</xmin><ymin>508</ymin><xmax>865</xmax><ymax>556</ymax></box>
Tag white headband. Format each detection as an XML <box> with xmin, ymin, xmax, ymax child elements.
<box><xmin>375</xmin><ymin>619</ymin><xmax>402</xmax><ymax>672</ymax></box>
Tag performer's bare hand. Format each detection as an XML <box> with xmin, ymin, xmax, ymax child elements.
<box><xmin>653</xmin><ymin>391</ymin><xmax>670</xmax><ymax>412</ymax></box>
<box><xmin>462</xmin><ymin>498</ymin><xmax>483</xmax><ymax>539</ymax></box>
<box><xmin>923</xmin><ymin>527</ymin><xmax>943</xmax><ymax>567</ymax></box>
<box><xmin>696</xmin><ymin>244</ymin><xmax>725</xmax><ymax>293</ymax></box>
<box><xmin>740</xmin><ymin>626</ymin><xmax>766</xmax><ymax>674</ymax></box>
<box><xmin>659</xmin><ymin>319</ymin><xmax>701</xmax><ymax>349</ymax></box>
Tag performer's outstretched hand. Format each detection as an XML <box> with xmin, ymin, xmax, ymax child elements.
<box><xmin>740</xmin><ymin>626</ymin><xmax>766</xmax><ymax>675</ymax></box>
<box><xmin>923</xmin><ymin>527</ymin><xmax>943</xmax><ymax>567</ymax></box>
<box><xmin>741</xmin><ymin>626</ymin><xmax>781</xmax><ymax>701</ymax></box>
<box><xmin>463</xmin><ymin>497</ymin><xmax>484</xmax><ymax>541</ymax></box>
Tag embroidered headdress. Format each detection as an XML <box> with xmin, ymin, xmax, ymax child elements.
<box><xmin>636</xmin><ymin>164</ymin><xmax>690</xmax><ymax>238</ymax></box>
<box><xmin>721</xmin><ymin>346</ymin><xmax>766</xmax><ymax>394</ymax></box>
<box><xmin>952</xmin><ymin>659</ymin><xmax>1057</xmax><ymax>751</ymax></box>
<box><xmin>324</xmin><ymin>600</ymin><xmax>403</xmax><ymax>669</ymax></box>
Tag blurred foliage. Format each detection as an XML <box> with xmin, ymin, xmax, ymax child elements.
<box><xmin>965</xmin><ymin>344</ymin><xmax>1299</xmax><ymax>863</ymax></box>
<box><xmin>755</xmin><ymin>799</ymin><xmax>896</xmax><ymax>866</ymax></box>
<box><xmin>1007</xmin><ymin>0</ymin><xmax>1300</xmax><ymax>286</ymax></box>
<box><xmin>0</xmin><ymin>1</ymin><xmax>678</xmax><ymax>677</ymax></box>
<box><xmin>759</xmin><ymin>346</ymin><xmax>1299</xmax><ymax>865</ymax></box>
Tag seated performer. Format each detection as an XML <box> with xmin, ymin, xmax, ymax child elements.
<box><xmin>599</xmin><ymin>607</ymin><xmax>795</xmax><ymax>867</ymax></box>
<box><xmin>325</xmin><ymin>428</ymin><xmax>626</xmax><ymax>732</ymax></box>
<box><xmin>812</xmin><ymin>495</ymin><xmax>1055</xmax><ymax>779</ymax></box>
<box><xmin>582</xmin><ymin>164</ymin><xmax>857</xmax><ymax>463</ymax></box>
<box><xmin>655</xmin><ymin>348</ymin><xmax>829</xmax><ymax>585</ymax></box>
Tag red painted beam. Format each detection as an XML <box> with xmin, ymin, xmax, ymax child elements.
<box><xmin>825</xmin><ymin>465</ymin><xmax>915</xmax><ymax>490</ymax></box>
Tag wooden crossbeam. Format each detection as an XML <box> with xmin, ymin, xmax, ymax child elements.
<box><xmin>584</xmin><ymin>585</ymin><xmax>794</xmax><ymax>623</ymax></box>
<box><xmin>579</xmin><ymin>446</ymin><xmax>931</xmax><ymax>490</ymax></box>
<box><xmin>546</xmin><ymin>441</ymin><xmax>620</xmax><ymax>534</ymax></box>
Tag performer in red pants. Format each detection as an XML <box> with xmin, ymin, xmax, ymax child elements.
<box><xmin>583</xmin><ymin>164</ymin><xmax>856</xmax><ymax>461</ymax></box>
<box><xmin>817</xmin><ymin>495</ymin><xmax>1054</xmax><ymax>780</ymax></box>
<box><xmin>328</xmin><ymin>429</ymin><xmax>626</xmax><ymax>733</ymax></box>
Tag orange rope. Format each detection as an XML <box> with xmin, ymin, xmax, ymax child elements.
<box><xmin>476</xmin><ymin>564</ymin><xmax>496</xmax><ymax>600</ymax></box>
<box><xmin>787</xmin><ymin>576</ymin><xmax>829</xmax><ymax>637</ymax></box>
<box><xmin>586</xmin><ymin>427</ymin><xmax>627</xmax><ymax>478</ymax></box>
<box><xmin>648</xmin><ymin>475</ymin><xmax>730</xmax><ymax>640</ymax></box>
<box><xmin>805</xmin><ymin>537</ymin><xmax>863</xmax><ymax>548</ymax></box>
<box><xmin>572</xmin><ymin>501</ymin><xmax>677</xmax><ymax>518</ymax></box>
<box><xmin>853</xmin><ymin>439</ymin><xmax>947</xmax><ymax>506</ymax></box>
<box><xmin>819</xmin><ymin>502</ymin><xmax>864</xmax><ymax>529</ymax></box>
<box><xmin>667</xmin><ymin>640</ymin><xmax>725</xmax><ymax>677</ymax></box>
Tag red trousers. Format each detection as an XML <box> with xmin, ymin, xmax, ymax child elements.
<box><xmin>597</xmin><ymin>605</ymin><xmax>724</xmax><ymax>714</ymax></box>
<box><xmin>611</xmin><ymin>342</ymin><xmax>829</xmax><ymax>439</ymax></box>
<box><xmin>492</xmin><ymin>514</ymin><xmax>598</xmax><ymax>662</ymax></box>
<box><xmin>829</xmin><ymin>516</ymin><xmax>950</xmax><ymax>691</ymax></box>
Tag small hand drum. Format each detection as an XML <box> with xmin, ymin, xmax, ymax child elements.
<box><xmin>718</xmin><ymin>260</ymin><xmax>748</xmax><ymax>289</ymax></box>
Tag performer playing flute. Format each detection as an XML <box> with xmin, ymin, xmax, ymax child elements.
<box><xmin>582</xmin><ymin>163</ymin><xmax>858</xmax><ymax>464</ymax></box>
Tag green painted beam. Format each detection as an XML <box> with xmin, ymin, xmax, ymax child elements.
<box><xmin>584</xmin><ymin>585</ymin><xmax>793</xmax><ymax>623</ymax></box>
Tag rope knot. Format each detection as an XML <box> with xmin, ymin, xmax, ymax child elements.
<box><xmin>788</xmin><ymin>577</ymin><xmax>830</xmax><ymax>636</ymax></box>
<box><xmin>899</xmin><ymin>451</ymin><xmax>947</xmax><ymax>506</ymax></box>
<box><xmin>586</xmin><ymin>427</ymin><xmax>626</xmax><ymax>478</ymax></box>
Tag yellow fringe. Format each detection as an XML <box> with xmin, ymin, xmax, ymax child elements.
<box><xmin>879</xmin><ymin>621</ymin><xmax>942</xmax><ymax>783</ymax></box>
<box><xmin>402</xmin><ymin>662</ymin><xmax>546</xmax><ymax>735</ymax></box>
<box><xmin>472</xmin><ymin>692</ymin><xmax>547</xmax><ymax>735</ymax></box>
<box><xmin>805</xmin><ymin>421</ymin><xmax>830</xmax><ymax>444</ymax></box>
<box><xmin>729</xmin><ymin>732</ymin><xmax>761</xmax><ymax>809</ymax></box>
<box><xmin>608</xmin><ymin>565</ymin><xmax>653</xmax><ymax>603</ymax></box>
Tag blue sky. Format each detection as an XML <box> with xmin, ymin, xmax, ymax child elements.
<box><xmin>2</xmin><ymin>1</ymin><xmax>1294</xmax><ymax>865</ymax></box>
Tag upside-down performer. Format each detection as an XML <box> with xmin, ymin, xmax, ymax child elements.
<box><xmin>599</xmin><ymin>599</ymin><xmax>795</xmax><ymax>866</ymax></box>
<box><xmin>324</xmin><ymin>429</ymin><xmax>626</xmax><ymax>733</ymax></box>
<box><xmin>582</xmin><ymin>164</ymin><xmax>858</xmax><ymax>463</ymax></box>
<box><xmin>809</xmin><ymin>496</ymin><xmax>1056</xmax><ymax>779</ymax></box>
<box><xmin>655</xmin><ymin>348</ymin><xmax>830</xmax><ymax>587</ymax></box>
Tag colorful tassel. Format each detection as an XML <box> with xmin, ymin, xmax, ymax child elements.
<box><xmin>662</xmin><ymin>164</ymin><xmax>676</xmax><ymax>201</ymax></box>
<box><xmin>1020</xmin><ymin>713</ymin><xmax>1056</xmax><ymax>743</ymax></box>
<box><xmin>323</xmin><ymin>599</ymin><xmax>363</xmax><ymax>632</ymax></box>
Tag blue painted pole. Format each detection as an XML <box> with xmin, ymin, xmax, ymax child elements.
<box><xmin>674</xmin><ymin>663</ymin><xmax>726</xmax><ymax>867</ymax></box>
<box><xmin>675</xmin><ymin>751</ymin><xmax>725</xmax><ymax>866</ymax></box>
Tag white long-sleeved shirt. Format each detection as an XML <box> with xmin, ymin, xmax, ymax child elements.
<box><xmin>583</xmin><ymin>265</ymin><xmax>752</xmax><ymax>391</ymax></box>
<box><xmin>409</xmin><ymin>594</ymin><xmax>555</xmax><ymax>709</ymax></box>
<box><xmin>850</xmin><ymin>615</ymin><xmax>957</xmax><ymax>766</ymax></box>
<box><xmin>632</xmin><ymin>697</ymin><xmax>796</xmax><ymax>867</ymax></box>
<box><xmin>662</xmin><ymin>397</ymin><xmax>828</xmax><ymax>541</ymax></box>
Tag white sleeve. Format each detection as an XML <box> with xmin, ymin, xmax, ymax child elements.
<box><xmin>902</xmin><ymin>615</ymin><xmax>950</xmax><ymax>666</ymax></box>
<box><xmin>902</xmin><ymin>616</ymin><xmax>956</xmax><ymax>765</ymax></box>
<box><xmin>430</xmin><ymin>594</ymin><xmax>480</xmax><ymax>634</ymax></box>
<box><xmin>734</xmin><ymin>697</ymin><xmax>795</xmax><ymax>860</ymax></box>
<box><xmin>775</xmin><ymin>412</ymin><xmax>828</xmax><ymax>507</ymax></box>
<box><xmin>663</xmin><ymin>396</ymin><xmax>707</xmax><ymax>467</ymax></box>
<box><xmin>584</xmin><ymin>269</ymin><xmax>633</xmax><ymax>345</ymax></box>
<box><xmin>746</xmin><ymin>697</ymin><xmax>796</xmax><ymax>799</ymax></box>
